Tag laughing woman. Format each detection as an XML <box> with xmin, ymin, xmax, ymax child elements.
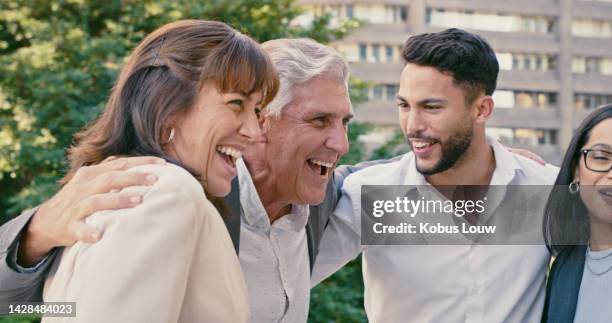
<box><xmin>542</xmin><ymin>105</ymin><xmax>612</xmax><ymax>323</ymax></box>
<box><xmin>41</xmin><ymin>20</ymin><xmax>278</xmax><ymax>322</ymax></box>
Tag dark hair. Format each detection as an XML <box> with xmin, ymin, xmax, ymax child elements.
<box><xmin>543</xmin><ymin>105</ymin><xmax>612</xmax><ymax>255</ymax></box>
<box><xmin>62</xmin><ymin>20</ymin><xmax>279</xmax><ymax>183</ymax></box>
<box><xmin>402</xmin><ymin>28</ymin><xmax>499</xmax><ymax>104</ymax></box>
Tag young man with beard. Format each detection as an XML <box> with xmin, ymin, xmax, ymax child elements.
<box><xmin>311</xmin><ymin>28</ymin><xmax>559</xmax><ymax>323</ymax></box>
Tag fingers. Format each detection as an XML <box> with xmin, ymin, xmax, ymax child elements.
<box><xmin>510</xmin><ymin>148</ymin><xmax>546</xmax><ymax>165</ymax></box>
<box><xmin>74</xmin><ymin>156</ymin><xmax>163</xmax><ymax>195</ymax></box>
<box><xmin>41</xmin><ymin>156</ymin><xmax>164</xmax><ymax>246</ymax></box>
<box><xmin>72</xmin><ymin>156</ymin><xmax>165</xmax><ymax>183</ymax></box>
<box><xmin>102</xmin><ymin>155</ymin><xmax>118</xmax><ymax>163</ymax></box>
<box><xmin>77</xmin><ymin>192</ymin><xmax>144</xmax><ymax>221</ymax></box>
<box><xmin>100</xmin><ymin>156</ymin><xmax>166</xmax><ymax>171</ymax></box>
<box><xmin>89</xmin><ymin>170</ymin><xmax>158</xmax><ymax>195</ymax></box>
<box><xmin>527</xmin><ymin>152</ymin><xmax>546</xmax><ymax>165</ymax></box>
<box><xmin>71</xmin><ymin>221</ymin><xmax>103</xmax><ymax>244</ymax></box>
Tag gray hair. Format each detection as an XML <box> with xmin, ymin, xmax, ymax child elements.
<box><xmin>261</xmin><ymin>38</ymin><xmax>350</xmax><ymax>118</ymax></box>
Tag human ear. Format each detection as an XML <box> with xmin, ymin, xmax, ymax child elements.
<box><xmin>474</xmin><ymin>95</ymin><xmax>494</xmax><ymax>123</ymax></box>
<box><xmin>258</xmin><ymin>112</ymin><xmax>266</xmax><ymax>130</ymax></box>
<box><xmin>573</xmin><ymin>164</ymin><xmax>580</xmax><ymax>182</ymax></box>
<box><xmin>257</xmin><ymin>115</ymin><xmax>271</xmax><ymax>143</ymax></box>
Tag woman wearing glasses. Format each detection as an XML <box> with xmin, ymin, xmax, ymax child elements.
<box><xmin>542</xmin><ymin>105</ymin><xmax>612</xmax><ymax>323</ymax></box>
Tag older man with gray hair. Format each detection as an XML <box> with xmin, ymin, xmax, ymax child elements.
<box><xmin>225</xmin><ymin>38</ymin><xmax>354</xmax><ymax>322</ymax></box>
<box><xmin>0</xmin><ymin>38</ymin><xmax>356</xmax><ymax>322</ymax></box>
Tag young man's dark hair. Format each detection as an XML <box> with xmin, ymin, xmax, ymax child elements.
<box><xmin>402</xmin><ymin>28</ymin><xmax>499</xmax><ymax>104</ymax></box>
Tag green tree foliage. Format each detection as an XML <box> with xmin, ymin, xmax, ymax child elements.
<box><xmin>370</xmin><ymin>129</ymin><xmax>410</xmax><ymax>160</ymax></box>
<box><xmin>339</xmin><ymin>78</ymin><xmax>372</xmax><ymax>166</ymax></box>
<box><xmin>0</xmin><ymin>315</ymin><xmax>40</xmax><ymax>323</ymax></box>
<box><xmin>309</xmin><ymin>258</ymin><xmax>367</xmax><ymax>322</ymax></box>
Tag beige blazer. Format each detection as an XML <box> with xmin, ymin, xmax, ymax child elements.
<box><xmin>42</xmin><ymin>163</ymin><xmax>250</xmax><ymax>323</ymax></box>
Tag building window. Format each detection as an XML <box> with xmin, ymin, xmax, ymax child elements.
<box><xmin>573</xmin><ymin>57</ymin><xmax>587</xmax><ymax>73</ymax></box>
<box><xmin>535</xmin><ymin>56</ymin><xmax>542</xmax><ymax>70</ymax></box>
<box><xmin>372</xmin><ymin>44</ymin><xmax>380</xmax><ymax>62</ymax></box>
<box><xmin>487</xmin><ymin>128</ymin><xmax>514</xmax><ymax>144</ymax></box>
<box><xmin>385</xmin><ymin>84</ymin><xmax>398</xmax><ymax>101</ymax></box>
<box><xmin>400</xmin><ymin>6</ymin><xmax>408</xmax><ymax>22</ymax></box>
<box><xmin>512</xmin><ymin>56</ymin><xmax>520</xmax><ymax>70</ymax></box>
<box><xmin>428</xmin><ymin>9</ymin><xmax>555</xmax><ymax>34</ymax></box>
<box><xmin>549</xmin><ymin>57</ymin><xmax>557</xmax><ymax>70</ymax></box>
<box><xmin>494</xmin><ymin>90</ymin><xmax>556</xmax><ymax>108</ymax></box>
<box><xmin>514</xmin><ymin>54</ymin><xmax>525</xmax><ymax>70</ymax></box>
<box><xmin>586</xmin><ymin>57</ymin><xmax>600</xmax><ymax>74</ymax></box>
<box><xmin>572</xmin><ymin>19</ymin><xmax>612</xmax><ymax>38</ymax></box>
<box><xmin>505</xmin><ymin>53</ymin><xmax>555</xmax><ymax>71</ymax></box>
<box><xmin>541</xmin><ymin>93</ymin><xmax>557</xmax><ymax>107</ymax></box>
<box><xmin>523</xmin><ymin>57</ymin><xmax>532</xmax><ymax>70</ymax></box>
<box><xmin>372</xmin><ymin>85</ymin><xmax>384</xmax><ymax>100</ymax></box>
<box><xmin>573</xmin><ymin>56</ymin><xmax>612</xmax><ymax>75</ymax></box>
<box><xmin>517</xmin><ymin>91</ymin><xmax>556</xmax><ymax>108</ymax></box>
<box><xmin>493</xmin><ymin>90</ymin><xmax>515</xmax><ymax>108</ymax></box>
<box><xmin>359</xmin><ymin>43</ymin><xmax>367</xmax><ymax>62</ymax></box>
<box><xmin>496</xmin><ymin>53</ymin><xmax>513</xmax><ymax>70</ymax></box>
<box><xmin>604</xmin><ymin>59</ymin><xmax>612</xmax><ymax>75</ymax></box>
<box><xmin>490</xmin><ymin>128</ymin><xmax>558</xmax><ymax>146</ymax></box>
<box><xmin>515</xmin><ymin>129</ymin><xmax>558</xmax><ymax>146</ymax></box>
<box><xmin>575</xmin><ymin>93</ymin><xmax>612</xmax><ymax>110</ymax></box>
<box><xmin>346</xmin><ymin>4</ymin><xmax>354</xmax><ymax>19</ymax></box>
<box><xmin>515</xmin><ymin>91</ymin><xmax>535</xmax><ymax>108</ymax></box>
<box><xmin>332</xmin><ymin>4</ymin><xmax>341</xmax><ymax>18</ymax></box>
<box><xmin>392</xmin><ymin>5</ymin><xmax>408</xmax><ymax>23</ymax></box>
<box><xmin>369</xmin><ymin>84</ymin><xmax>398</xmax><ymax>101</ymax></box>
<box><xmin>386</xmin><ymin>45</ymin><xmax>394</xmax><ymax>63</ymax></box>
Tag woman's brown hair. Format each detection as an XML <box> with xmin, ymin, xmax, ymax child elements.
<box><xmin>62</xmin><ymin>19</ymin><xmax>278</xmax><ymax>185</ymax></box>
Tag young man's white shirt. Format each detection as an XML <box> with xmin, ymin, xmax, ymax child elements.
<box><xmin>312</xmin><ymin>135</ymin><xmax>559</xmax><ymax>323</ymax></box>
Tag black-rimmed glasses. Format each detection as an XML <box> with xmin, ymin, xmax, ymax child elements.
<box><xmin>582</xmin><ymin>149</ymin><xmax>612</xmax><ymax>172</ymax></box>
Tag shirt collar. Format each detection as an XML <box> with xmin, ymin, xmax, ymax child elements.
<box><xmin>486</xmin><ymin>133</ymin><xmax>521</xmax><ymax>185</ymax></box>
<box><xmin>237</xmin><ymin>158</ymin><xmax>309</xmax><ymax>232</ymax></box>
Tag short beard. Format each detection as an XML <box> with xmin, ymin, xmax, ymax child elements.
<box><xmin>415</xmin><ymin>125</ymin><xmax>473</xmax><ymax>175</ymax></box>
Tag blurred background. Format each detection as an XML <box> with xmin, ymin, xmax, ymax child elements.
<box><xmin>1</xmin><ymin>0</ymin><xmax>611</xmax><ymax>322</ymax></box>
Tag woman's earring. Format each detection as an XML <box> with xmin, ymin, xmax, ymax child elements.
<box><xmin>569</xmin><ymin>180</ymin><xmax>580</xmax><ymax>194</ymax></box>
<box><xmin>166</xmin><ymin>128</ymin><xmax>175</xmax><ymax>144</ymax></box>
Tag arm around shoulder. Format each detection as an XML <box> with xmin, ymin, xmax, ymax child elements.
<box><xmin>311</xmin><ymin>186</ymin><xmax>363</xmax><ymax>286</ymax></box>
<box><xmin>44</xmin><ymin>164</ymin><xmax>207</xmax><ymax>322</ymax></box>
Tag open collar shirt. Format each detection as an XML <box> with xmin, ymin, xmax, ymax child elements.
<box><xmin>312</xmin><ymin>136</ymin><xmax>559</xmax><ymax>323</ymax></box>
<box><xmin>237</xmin><ymin>159</ymin><xmax>310</xmax><ymax>323</ymax></box>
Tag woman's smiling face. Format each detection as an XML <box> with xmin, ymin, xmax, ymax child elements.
<box><xmin>169</xmin><ymin>80</ymin><xmax>263</xmax><ymax>197</ymax></box>
<box><xmin>576</xmin><ymin>118</ymin><xmax>612</xmax><ymax>225</ymax></box>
